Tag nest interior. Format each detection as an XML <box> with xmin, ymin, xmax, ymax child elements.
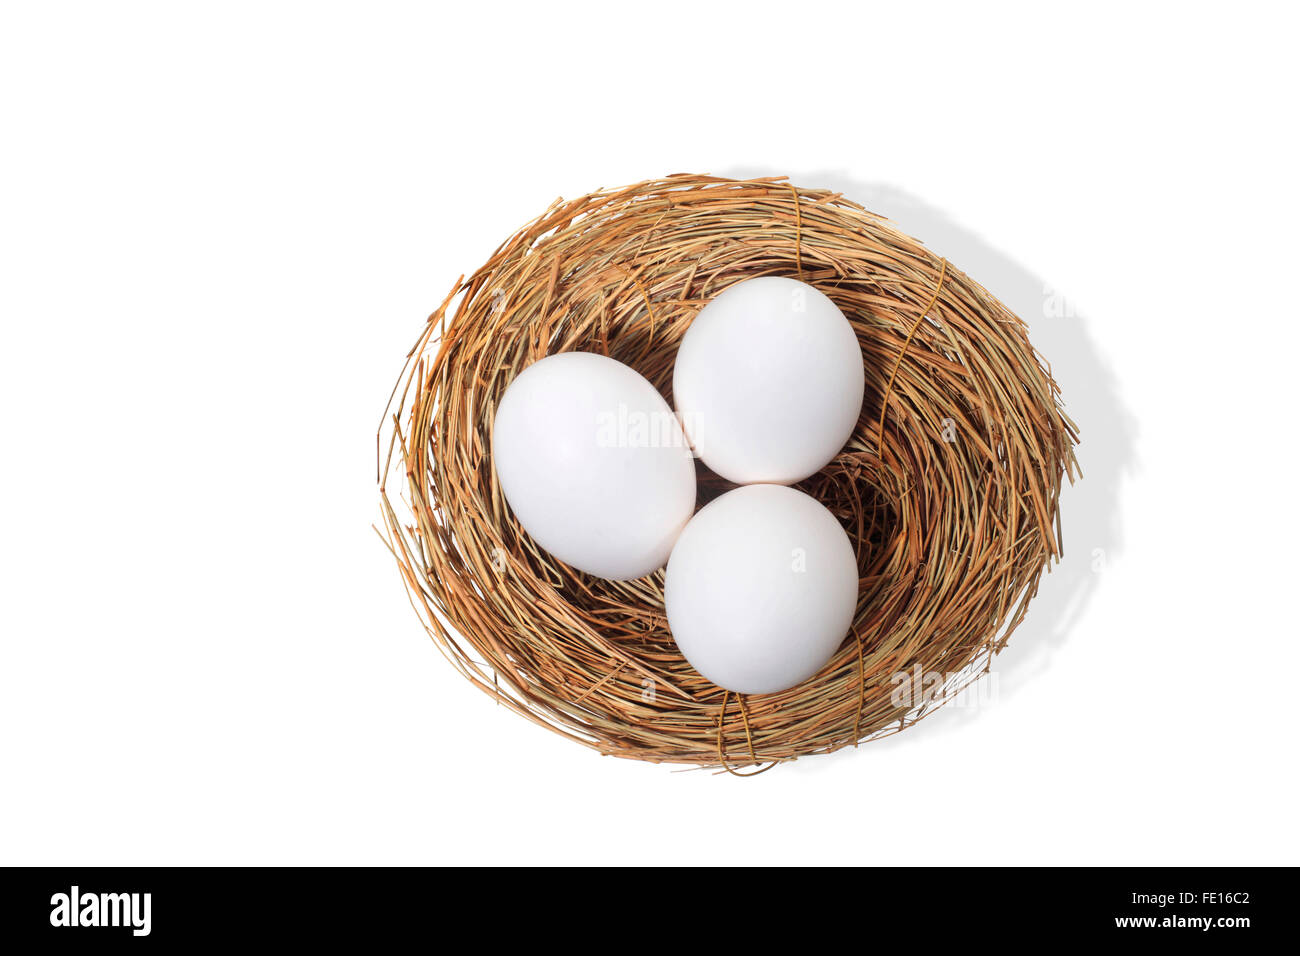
<box><xmin>379</xmin><ymin>174</ymin><xmax>1079</xmax><ymax>770</ymax></box>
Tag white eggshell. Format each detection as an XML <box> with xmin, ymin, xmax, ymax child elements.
<box><xmin>673</xmin><ymin>276</ymin><xmax>865</xmax><ymax>484</ymax></box>
<box><xmin>664</xmin><ymin>484</ymin><xmax>859</xmax><ymax>695</ymax></box>
<box><xmin>491</xmin><ymin>351</ymin><xmax>697</xmax><ymax>581</ymax></box>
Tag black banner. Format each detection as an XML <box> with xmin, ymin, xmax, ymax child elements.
<box><xmin>0</xmin><ymin>866</ymin><xmax>1281</xmax><ymax>945</ymax></box>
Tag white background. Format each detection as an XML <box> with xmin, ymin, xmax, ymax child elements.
<box><xmin>3</xmin><ymin>2</ymin><xmax>1297</xmax><ymax>866</ymax></box>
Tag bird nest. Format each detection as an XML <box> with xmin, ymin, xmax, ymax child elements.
<box><xmin>378</xmin><ymin>174</ymin><xmax>1079</xmax><ymax>772</ymax></box>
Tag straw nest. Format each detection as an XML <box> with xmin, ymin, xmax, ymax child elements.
<box><xmin>378</xmin><ymin>174</ymin><xmax>1079</xmax><ymax>772</ymax></box>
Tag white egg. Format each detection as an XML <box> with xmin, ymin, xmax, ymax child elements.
<box><xmin>673</xmin><ymin>276</ymin><xmax>865</xmax><ymax>484</ymax></box>
<box><xmin>664</xmin><ymin>484</ymin><xmax>859</xmax><ymax>695</ymax></box>
<box><xmin>491</xmin><ymin>351</ymin><xmax>697</xmax><ymax>581</ymax></box>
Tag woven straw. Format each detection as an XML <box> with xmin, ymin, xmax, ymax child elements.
<box><xmin>378</xmin><ymin>174</ymin><xmax>1079</xmax><ymax>771</ymax></box>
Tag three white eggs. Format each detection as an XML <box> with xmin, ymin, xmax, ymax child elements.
<box><xmin>491</xmin><ymin>276</ymin><xmax>865</xmax><ymax>694</ymax></box>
